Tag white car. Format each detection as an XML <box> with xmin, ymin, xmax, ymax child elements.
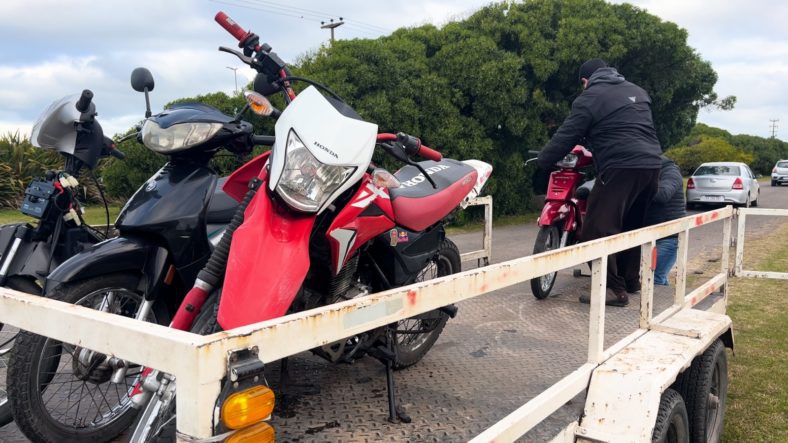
<box><xmin>686</xmin><ymin>162</ymin><xmax>760</xmax><ymax>208</ymax></box>
<box><xmin>771</xmin><ymin>159</ymin><xmax>788</xmax><ymax>186</ymax></box>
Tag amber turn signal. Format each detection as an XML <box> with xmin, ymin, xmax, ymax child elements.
<box><xmin>221</xmin><ymin>385</ymin><xmax>275</xmax><ymax>430</ymax></box>
<box><xmin>225</xmin><ymin>421</ymin><xmax>275</xmax><ymax>443</ymax></box>
<box><xmin>243</xmin><ymin>91</ymin><xmax>275</xmax><ymax>116</ymax></box>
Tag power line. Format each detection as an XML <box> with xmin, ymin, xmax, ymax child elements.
<box><xmin>247</xmin><ymin>0</ymin><xmax>391</xmax><ymax>33</ymax></box>
<box><xmin>210</xmin><ymin>0</ymin><xmax>390</xmax><ymax>37</ymax></box>
<box><xmin>321</xmin><ymin>18</ymin><xmax>345</xmax><ymax>44</ymax></box>
<box><xmin>770</xmin><ymin>119</ymin><xmax>779</xmax><ymax>138</ymax></box>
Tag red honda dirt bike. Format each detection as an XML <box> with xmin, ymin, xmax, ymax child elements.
<box><xmin>528</xmin><ymin>145</ymin><xmax>593</xmax><ymax>299</ymax></box>
<box><xmin>128</xmin><ymin>12</ymin><xmax>493</xmax><ymax>441</ymax></box>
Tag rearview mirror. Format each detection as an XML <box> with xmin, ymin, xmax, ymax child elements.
<box><xmin>130</xmin><ymin>68</ymin><xmax>155</xmax><ymax>92</ymax></box>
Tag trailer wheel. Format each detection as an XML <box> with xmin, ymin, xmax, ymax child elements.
<box><xmin>652</xmin><ymin>388</ymin><xmax>690</xmax><ymax>443</ymax></box>
<box><xmin>678</xmin><ymin>339</ymin><xmax>728</xmax><ymax>443</ymax></box>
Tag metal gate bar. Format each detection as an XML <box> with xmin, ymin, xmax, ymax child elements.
<box><xmin>735</xmin><ymin>207</ymin><xmax>788</xmax><ymax>280</ymax></box>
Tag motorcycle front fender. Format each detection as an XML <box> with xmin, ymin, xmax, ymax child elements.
<box><xmin>217</xmin><ymin>191</ymin><xmax>317</xmax><ymax>330</ymax></box>
<box><xmin>44</xmin><ymin>236</ymin><xmax>169</xmax><ymax>300</ymax></box>
<box><xmin>537</xmin><ymin>201</ymin><xmax>577</xmax><ymax>233</ymax></box>
<box><xmin>0</xmin><ymin>223</ymin><xmax>49</xmax><ymax>282</ymax></box>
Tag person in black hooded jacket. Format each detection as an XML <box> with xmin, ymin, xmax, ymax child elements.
<box><xmin>645</xmin><ymin>156</ymin><xmax>687</xmax><ymax>285</ymax></box>
<box><xmin>537</xmin><ymin>59</ymin><xmax>662</xmax><ymax>307</ymax></box>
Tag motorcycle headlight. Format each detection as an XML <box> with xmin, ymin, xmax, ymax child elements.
<box><xmin>556</xmin><ymin>153</ymin><xmax>579</xmax><ymax>168</ymax></box>
<box><xmin>141</xmin><ymin>120</ymin><xmax>222</xmax><ymax>154</ymax></box>
<box><xmin>275</xmin><ymin>129</ymin><xmax>355</xmax><ymax>213</ymax></box>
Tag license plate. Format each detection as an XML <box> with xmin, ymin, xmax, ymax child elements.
<box><xmin>701</xmin><ymin>195</ymin><xmax>724</xmax><ymax>202</ymax></box>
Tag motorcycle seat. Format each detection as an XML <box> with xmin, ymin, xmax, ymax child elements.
<box><xmin>206</xmin><ymin>177</ymin><xmax>239</xmax><ymax>224</ymax></box>
<box><xmin>389</xmin><ymin>159</ymin><xmax>477</xmax><ymax>232</ymax></box>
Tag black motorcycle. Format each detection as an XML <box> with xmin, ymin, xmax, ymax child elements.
<box><xmin>7</xmin><ymin>68</ymin><xmax>274</xmax><ymax>442</ymax></box>
<box><xmin>0</xmin><ymin>89</ymin><xmax>125</xmax><ymax>427</ymax></box>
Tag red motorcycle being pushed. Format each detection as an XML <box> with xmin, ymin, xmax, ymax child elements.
<box><xmin>528</xmin><ymin>145</ymin><xmax>593</xmax><ymax>299</ymax></box>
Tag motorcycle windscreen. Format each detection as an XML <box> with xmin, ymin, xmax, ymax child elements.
<box><xmin>217</xmin><ymin>185</ymin><xmax>316</xmax><ymax>330</ymax></box>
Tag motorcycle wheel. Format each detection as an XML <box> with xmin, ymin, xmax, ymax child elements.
<box><xmin>0</xmin><ymin>276</ymin><xmax>40</xmax><ymax>428</ymax></box>
<box><xmin>129</xmin><ymin>294</ymin><xmax>220</xmax><ymax>443</ymax></box>
<box><xmin>392</xmin><ymin>238</ymin><xmax>460</xmax><ymax>369</ymax></box>
<box><xmin>8</xmin><ymin>273</ymin><xmax>158</xmax><ymax>442</ymax></box>
<box><xmin>530</xmin><ymin>225</ymin><xmax>561</xmax><ymax>299</ymax></box>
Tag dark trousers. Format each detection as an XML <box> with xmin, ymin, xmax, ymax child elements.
<box><xmin>580</xmin><ymin>168</ymin><xmax>660</xmax><ymax>291</ymax></box>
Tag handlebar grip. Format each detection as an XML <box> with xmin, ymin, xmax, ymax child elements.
<box><xmin>528</xmin><ymin>150</ymin><xmax>541</xmax><ymax>155</ymax></box>
<box><xmin>215</xmin><ymin>12</ymin><xmax>249</xmax><ymax>42</ymax></box>
<box><xmin>75</xmin><ymin>89</ymin><xmax>94</xmax><ymax>113</ymax></box>
<box><xmin>110</xmin><ymin>147</ymin><xmax>126</xmax><ymax>160</ymax></box>
<box><xmin>418</xmin><ymin>145</ymin><xmax>442</xmax><ymax>162</ymax></box>
<box><xmin>252</xmin><ymin>135</ymin><xmax>276</xmax><ymax>146</ymax></box>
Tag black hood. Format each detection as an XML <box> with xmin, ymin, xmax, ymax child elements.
<box><xmin>587</xmin><ymin>67</ymin><xmax>625</xmax><ymax>88</ymax></box>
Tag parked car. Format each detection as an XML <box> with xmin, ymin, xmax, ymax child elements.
<box><xmin>771</xmin><ymin>159</ymin><xmax>788</xmax><ymax>186</ymax></box>
<box><xmin>686</xmin><ymin>162</ymin><xmax>760</xmax><ymax>208</ymax></box>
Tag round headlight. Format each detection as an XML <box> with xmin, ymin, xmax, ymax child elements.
<box><xmin>141</xmin><ymin>120</ymin><xmax>222</xmax><ymax>154</ymax></box>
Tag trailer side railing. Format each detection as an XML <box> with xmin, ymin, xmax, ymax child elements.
<box><xmin>3</xmin><ymin>205</ymin><xmax>775</xmax><ymax>442</ymax></box>
<box><xmin>459</xmin><ymin>195</ymin><xmax>493</xmax><ymax>266</ymax></box>
<box><xmin>735</xmin><ymin>207</ymin><xmax>788</xmax><ymax>280</ymax></box>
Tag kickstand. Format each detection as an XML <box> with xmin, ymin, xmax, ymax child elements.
<box><xmin>383</xmin><ymin>329</ymin><xmax>411</xmax><ymax>424</ymax></box>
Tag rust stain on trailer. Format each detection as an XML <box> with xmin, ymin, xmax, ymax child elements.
<box><xmin>407</xmin><ymin>290</ymin><xmax>417</xmax><ymax>306</ymax></box>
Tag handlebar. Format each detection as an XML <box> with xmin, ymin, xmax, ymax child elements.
<box><xmin>214</xmin><ymin>12</ymin><xmax>259</xmax><ymax>51</ymax></box>
<box><xmin>75</xmin><ymin>89</ymin><xmax>94</xmax><ymax>113</ymax></box>
<box><xmin>109</xmin><ymin>146</ymin><xmax>125</xmax><ymax>160</ymax></box>
<box><xmin>252</xmin><ymin>135</ymin><xmax>275</xmax><ymax>146</ymax></box>
<box><xmin>528</xmin><ymin>150</ymin><xmax>541</xmax><ymax>155</ymax></box>
<box><xmin>376</xmin><ymin>133</ymin><xmax>443</xmax><ymax>162</ymax></box>
<box><xmin>417</xmin><ymin>145</ymin><xmax>442</xmax><ymax>162</ymax></box>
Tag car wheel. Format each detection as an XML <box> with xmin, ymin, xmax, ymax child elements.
<box><xmin>771</xmin><ymin>180</ymin><xmax>777</xmax><ymax>186</ymax></box>
<box><xmin>752</xmin><ymin>191</ymin><xmax>758</xmax><ymax>207</ymax></box>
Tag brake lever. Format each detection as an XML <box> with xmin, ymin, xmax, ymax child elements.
<box><xmin>379</xmin><ymin>142</ymin><xmax>437</xmax><ymax>188</ymax></box>
<box><xmin>219</xmin><ymin>46</ymin><xmax>254</xmax><ymax>66</ymax></box>
<box><xmin>410</xmin><ymin>160</ymin><xmax>437</xmax><ymax>189</ymax></box>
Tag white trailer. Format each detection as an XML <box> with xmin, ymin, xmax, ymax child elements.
<box><xmin>0</xmin><ymin>206</ymin><xmax>784</xmax><ymax>442</ymax></box>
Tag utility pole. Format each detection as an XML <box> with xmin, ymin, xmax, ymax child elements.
<box><xmin>320</xmin><ymin>17</ymin><xmax>344</xmax><ymax>45</ymax></box>
<box><xmin>226</xmin><ymin>66</ymin><xmax>239</xmax><ymax>95</ymax></box>
<box><xmin>769</xmin><ymin>119</ymin><xmax>779</xmax><ymax>138</ymax></box>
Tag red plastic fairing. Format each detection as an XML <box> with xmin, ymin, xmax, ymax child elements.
<box><xmin>326</xmin><ymin>176</ymin><xmax>395</xmax><ymax>274</ymax></box>
<box><xmin>545</xmin><ymin>170</ymin><xmax>582</xmax><ymax>201</ymax></box>
<box><xmin>217</xmin><ymin>166</ymin><xmax>316</xmax><ymax>329</ymax></box>
<box><xmin>223</xmin><ymin>151</ymin><xmax>271</xmax><ymax>202</ymax></box>
<box><xmin>537</xmin><ymin>200</ymin><xmax>576</xmax><ymax>232</ymax></box>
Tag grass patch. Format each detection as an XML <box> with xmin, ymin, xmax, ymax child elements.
<box><xmin>721</xmin><ymin>223</ymin><xmax>788</xmax><ymax>442</ymax></box>
<box><xmin>0</xmin><ymin>205</ymin><xmax>123</xmax><ymax>226</ymax></box>
<box><xmin>446</xmin><ymin>212</ymin><xmax>539</xmax><ymax>234</ymax></box>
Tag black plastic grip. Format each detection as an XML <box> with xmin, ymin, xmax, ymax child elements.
<box><xmin>252</xmin><ymin>135</ymin><xmax>276</xmax><ymax>146</ymax></box>
<box><xmin>109</xmin><ymin>148</ymin><xmax>125</xmax><ymax>160</ymax></box>
<box><xmin>75</xmin><ymin>89</ymin><xmax>94</xmax><ymax>113</ymax></box>
<box><xmin>396</xmin><ymin>132</ymin><xmax>421</xmax><ymax>156</ymax></box>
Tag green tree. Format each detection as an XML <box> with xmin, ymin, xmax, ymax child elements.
<box><xmin>295</xmin><ymin>0</ymin><xmax>728</xmax><ymax>214</ymax></box>
<box><xmin>665</xmin><ymin>136</ymin><xmax>754</xmax><ymax>175</ymax></box>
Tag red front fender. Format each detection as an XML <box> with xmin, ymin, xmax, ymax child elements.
<box><xmin>537</xmin><ymin>200</ymin><xmax>576</xmax><ymax>232</ymax></box>
<box><xmin>217</xmin><ymin>175</ymin><xmax>316</xmax><ymax>330</ymax></box>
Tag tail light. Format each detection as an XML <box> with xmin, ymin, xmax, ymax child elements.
<box><xmin>732</xmin><ymin>178</ymin><xmax>744</xmax><ymax>190</ymax></box>
<box><xmin>687</xmin><ymin>178</ymin><xmax>695</xmax><ymax>189</ymax></box>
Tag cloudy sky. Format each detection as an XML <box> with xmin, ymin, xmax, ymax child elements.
<box><xmin>0</xmin><ymin>0</ymin><xmax>785</xmax><ymax>141</ymax></box>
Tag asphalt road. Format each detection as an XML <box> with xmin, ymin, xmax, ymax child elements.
<box><xmin>1</xmin><ymin>183</ymin><xmax>786</xmax><ymax>442</ymax></box>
